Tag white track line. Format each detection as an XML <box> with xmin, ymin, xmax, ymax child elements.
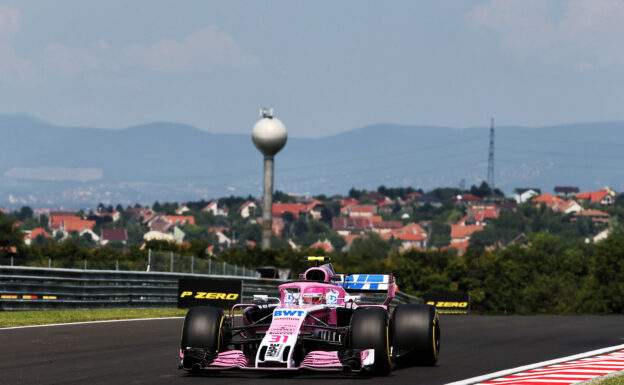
<box><xmin>0</xmin><ymin>316</ymin><xmax>185</xmax><ymax>330</ymax></box>
<box><xmin>447</xmin><ymin>344</ymin><xmax>624</xmax><ymax>385</ymax></box>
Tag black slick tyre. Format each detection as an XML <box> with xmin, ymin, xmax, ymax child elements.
<box><xmin>180</xmin><ymin>306</ymin><xmax>226</xmax><ymax>369</ymax></box>
<box><xmin>349</xmin><ymin>307</ymin><xmax>393</xmax><ymax>376</ymax></box>
<box><xmin>392</xmin><ymin>303</ymin><xmax>440</xmax><ymax>366</ymax></box>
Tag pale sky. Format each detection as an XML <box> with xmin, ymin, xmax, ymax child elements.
<box><xmin>1</xmin><ymin>0</ymin><xmax>624</xmax><ymax>137</ymax></box>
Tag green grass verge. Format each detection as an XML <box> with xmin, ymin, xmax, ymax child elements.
<box><xmin>595</xmin><ymin>373</ymin><xmax>624</xmax><ymax>385</ymax></box>
<box><xmin>0</xmin><ymin>308</ymin><xmax>188</xmax><ymax>327</ymax></box>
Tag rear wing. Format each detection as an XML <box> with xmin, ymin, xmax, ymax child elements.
<box><xmin>334</xmin><ymin>274</ymin><xmax>396</xmax><ymax>306</ymax></box>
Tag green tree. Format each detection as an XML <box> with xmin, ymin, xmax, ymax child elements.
<box><xmin>17</xmin><ymin>206</ymin><xmax>33</xmax><ymax>221</ymax></box>
<box><xmin>429</xmin><ymin>220</ymin><xmax>451</xmax><ymax>249</ymax></box>
<box><xmin>0</xmin><ymin>212</ymin><xmax>23</xmax><ymax>254</ymax></box>
<box><xmin>349</xmin><ymin>233</ymin><xmax>391</xmax><ymax>260</ymax></box>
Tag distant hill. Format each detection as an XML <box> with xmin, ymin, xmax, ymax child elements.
<box><xmin>2</xmin><ymin>114</ymin><xmax>624</xmax><ymax>208</ymax></box>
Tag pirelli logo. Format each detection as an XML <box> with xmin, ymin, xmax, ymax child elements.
<box><xmin>426</xmin><ymin>301</ymin><xmax>468</xmax><ymax>308</ymax></box>
<box><xmin>178</xmin><ymin>278</ymin><xmax>242</xmax><ymax>308</ymax></box>
<box><xmin>423</xmin><ymin>292</ymin><xmax>470</xmax><ymax>315</ymax></box>
<box><xmin>179</xmin><ymin>291</ymin><xmax>239</xmax><ymax>300</ymax></box>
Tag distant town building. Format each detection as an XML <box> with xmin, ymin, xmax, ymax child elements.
<box><xmin>238</xmin><ymin>201</ymin><xmax>257</xmax><ymax>218</ymax></box>
<box><xmin>202</xmin><ymin>201</ymin><xmax>229</xmax><ymax>216</ymax></box>
<box><xmin>100</xmin><ymin>229</ymin><xmax>128</xmax><ymax>245</ymax></box>
<box><xmin>23</xmin><ymin>228</ymin><xmax>52</xmax><ymax>245</ymax></box>
<box><xmin>332</xmin><ymin>217</ymin><xmax>373</xmax><ymax>235</ymax></box>
<box><xmin>573</xmin><ymin>210</ymin><xmax>610</xmax><ymax>224</ymax></box>
<box><xmin>513</xmin><ymin>188</ymin><xmax>541</xmax><ymax>204</ymax></box>
<box><xmin>575</xmin><ymin>187</ymin><xmax>616</xmax><ymax>206</ymax></box>
<box><xmin>554</xmin><ymin>186</ymin><xmax>579</xmax><ymax>199</ymax></box>
<box><xmin>412</xmin><ymin>194</ymin><xmax>442</xmax><ymax>208</ymax></box>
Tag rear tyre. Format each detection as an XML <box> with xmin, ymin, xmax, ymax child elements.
<box><xmin>181</xmin><ymin>306</ymin><xmax>226</xmax><ymax>369</ymax></box>
<box><xmin>349</xmin><ymin>307</ymin><xmax>393</xmax><ymax>376</ymax></box>
<box><xmin>392</xmin><ymin>304</ymin><xmax>440</xmax><ymax>366</ymax></box>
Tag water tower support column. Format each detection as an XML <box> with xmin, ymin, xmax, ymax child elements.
<box><xmin>262</xmin><ymin>155</ymin><xmax>274</xmax><ymax>249</ymax></box>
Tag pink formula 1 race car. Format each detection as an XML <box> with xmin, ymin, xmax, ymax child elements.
<box><xmin>179</xmin><ymin>257</ymin><xmax>440</xmax><ymax>375</ymax></box>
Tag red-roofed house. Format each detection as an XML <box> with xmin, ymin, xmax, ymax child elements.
<box><xmin>531</xmin><ymin>194</ymin><xmax>582</xmax><ymax>213</ymax></box>
<box><xmin>309</xmin><ymin>240</ymin><xmax>334</xmax><ymax>253</ymax></box>
<box><xmin>532</xmin><ymin>193</ymin><xmax>566</xmax><ymax>207</ymax></box>
<box><xmin>372</xmin><ymin>221</ymin><xmax>404</xmax><ymax>234</ymax></box>
<box><xmin>62</xmin><ymin>219</ymin><xmax>95</xmax><ymax>233</ymax></box>
<box><xmin>341</xmin><ymin>204</ymin><xmax>377</xmax><ymax>217</ymax></box>
<box><xmin>397</xmin><ymin>233</ymin><xmax>427</xmax><ymax>251</ymax></box>
<box><xmin>457</xmin><ymin>206</ymin><xmax>500</xmax><ymax>226</ymax></box>
<box><xmin>100</xmin><ymin>229</ymin><xmax>128</xmax><ymax>245</ymax></box>
<box><xmin>377</xmin><ymin>200</ymin><xmax>394</xmax><ymax>215</ymax></box>
<box><xmin>573</xmin><ymin>210</ymin><xmax>610</xmax><ymax>224</ymax></box>
<box><xmin>273</xmin><ymin>203</ymin><xmax>307</xmax><ymax>218</ymax></box>
<box><xmin>406</xmin><ymin>192</ymin><xmax>423</xmax><ymax>202</ymax></box>
<box><xmin>92</xmin><ymin>210</ymin><xmax>121</xmax><ymax>222</ymax></box>
<box><xmin>380</xmin><ymin>222</ymin><xmax>429</xmax><ymax>248</ymax></box>
<box><xmin>558</xmin><ymin>200</ymin><xmax>583</xmax><ymax>214</ymax></box>
<box><xmin>296</xmin><ymin>199</ymin><xmax>323</xmax><ymax>212</ymax></box>
<box><xmin>24</xmin><ymin>228</ymin><xmax>51</xmax><ymax>245</ymax></box>
<box><xmin>575</xmin><ymin>188</ymin><xmax>615</xmax><ymax>206</ymax></box>
<box><xmin>162</xmin><ymin>215</ymin><xmax>195</xmax><ymax>226</ymax></box>
<box><xmin>400</xmin><ymin>222</ymin><xmax>427</xmax><ymax>236</ymax></box>
<box><xmin>450</xmin><ymin>225</ymin><xmax>483</xmax><ymax>243</ymax></box>
<box><xmin>452</xmin><ymin>194</ymin><xmax>483</xmax><ymax>205</ymax></box>
<box><xmin>50</xmin><ymin>215</ymin><xmax>81</xmax><ymax>230</ymax></box>
<box><xmin>147</xmin><ymin>216</ymin><xmax>174</xmax><ymax>233</ymax></box>
<box><xmin>369</xmin><ymin>191</ymin><xmax>390</xmax><ymax>204</ymax></box>
<box><xmin>341</xmin><ymin>198</ymin><xmax>359</xmax><ymax>207</ymax></box>
<box><xmin>332</xmin><ymin>217</ymin><xmax>372</xmax><ymax>235</ymax></box>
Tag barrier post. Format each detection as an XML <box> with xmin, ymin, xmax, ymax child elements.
<box><xmin>10</xmin><ymin>256</ymin><xmax>13</xmax><ymax>266</ymax></box>
<box><xmin>209</xmin><ymin>258</ymin><xmax>212</xmax><ymax>275</ymax></box>
<box><xmin>48</xmin><ymin>257</ymin><xmax>51</xmax><ymax>268</ymax></box>
<box><xmin>223</xmin><ymin>262</ymin><xmax>226</xmax><ymax>276</ymax></box>
<box><xmin>170</xmin><ymin>251</ymin><xmax>173</xmax><ymax>272</ymax></box>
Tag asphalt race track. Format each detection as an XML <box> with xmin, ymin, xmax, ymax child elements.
<box><xmin>1</xmin><ymin>315</ymin><xmax>623</xmax><ymax>385</ymax></box>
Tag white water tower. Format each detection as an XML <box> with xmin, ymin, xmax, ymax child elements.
<box><xmin>252</xmin><ymin>108</ymin><xmax>287</xmax><ymax>249</ymax></box>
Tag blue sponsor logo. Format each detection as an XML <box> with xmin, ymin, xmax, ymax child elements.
<box><xmin>326</xmin><ymin>290</ymin><xmax>338</xmax><ymax>304</ymax></box>
<box><xmin>274</xmin><ymin>310</ymin><xmax>304</xmax><ymax>317</ymax></box>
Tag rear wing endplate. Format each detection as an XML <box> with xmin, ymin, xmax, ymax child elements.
<box><xmin>335</xmin><ymin>274</ymin><xmax>396</xmax><ymax>305</ymax></box>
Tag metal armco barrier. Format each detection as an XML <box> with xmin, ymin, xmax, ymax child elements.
<box><xmin>0</xmin><ymin>266</ymin><xmax>420</xmax><ymax>311</ymax></box>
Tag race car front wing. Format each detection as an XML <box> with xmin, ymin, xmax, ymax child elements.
<box><xmin>180</xmin><ymin>348</ymin><xmax>375</xmax><ymax>372</ymax></box>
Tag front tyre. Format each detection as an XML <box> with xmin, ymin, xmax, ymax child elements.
<box><xmin>392</xmin><ymin>303</ymin><xmax>440</xmax><ymax>366</ymax></box>
<box><xmin>349</xmin><ymin>307</ymin><xmax>393</xmax><ymax>376</ymax></box>
<box><xmin>180</xmin><ymin>306</ymin><xmax>227</xmax><ymax>370</ymax></box>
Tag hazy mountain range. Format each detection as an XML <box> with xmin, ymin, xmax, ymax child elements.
<box><xmin>1</xmin><ymin>114</ymin><xmax>623</xmax><ymax>208</ymax></box>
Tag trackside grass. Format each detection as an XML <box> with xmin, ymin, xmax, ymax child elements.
<box><xmin>594</xmin><ymin>373</ymin><xmax>624</xmax><ymax>385</ymax></box>
<box><xmin>0</xmin><ymin>308</ymin><xmax>188</xmax><ymax>327</ymax></box>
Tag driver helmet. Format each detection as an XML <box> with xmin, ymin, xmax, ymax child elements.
<box><xmin>302</xmin><ymin>288</ymin><xmax>325</xmax><ymax>305</ymax></box>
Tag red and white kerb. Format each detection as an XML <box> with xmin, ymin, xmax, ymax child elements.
<box><xmin>479</xmin><ymin>350</ymin><xmax>624</xmax><ymax>385</ymax></box>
